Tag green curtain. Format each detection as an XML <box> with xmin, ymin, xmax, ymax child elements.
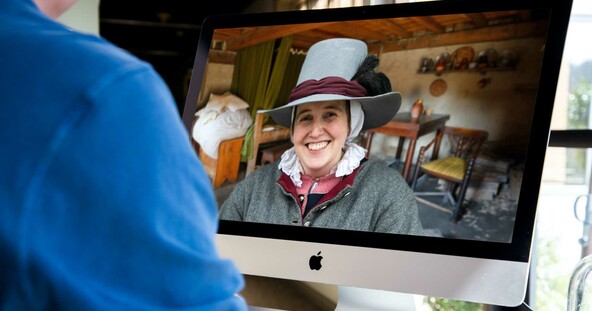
<box><xmin>232</xmin><ymin>36</ymin><xmax>302</xmax><ymax>162</ymax></box>
<box><xmin>275</xmin><ymin>51</ymin><xmax>305</xmax><ymax>109</ymax></box>
<box><xmin>230</xmin><ymin>41</ymin><xmax>274</xmax><ymax>111</ymax></box>
<box><xmin>260</xmin><ymin>37</ymin><xmax>293</xmax><ymax>114</ymax></box>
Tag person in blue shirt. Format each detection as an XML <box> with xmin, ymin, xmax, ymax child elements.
<box><xmin>0</xmin><ymin>0</ymin><xmax>247</xmax><ymax>310</ymax></box>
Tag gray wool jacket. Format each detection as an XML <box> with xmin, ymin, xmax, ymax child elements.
<box><xmin>219</xmin><ymin>159</ymin><xmax>425</xmax><ymax>236</ymax></box>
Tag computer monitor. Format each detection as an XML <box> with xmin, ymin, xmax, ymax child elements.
<box><xmin>181</xmin><ymin>0</ymin><xmax>572</xmax><ymax>308</ymax></box>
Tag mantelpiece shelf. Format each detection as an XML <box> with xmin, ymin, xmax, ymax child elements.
<box><xmin>417</xmin><ymin>67</ymin><xmax>515</xmax><ymax>75</ymax></box>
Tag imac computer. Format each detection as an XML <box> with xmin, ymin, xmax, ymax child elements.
<box><xmin>181</xmin><ymin>0</ymin><xmax>572</xmax><ymax>308</ymax></box>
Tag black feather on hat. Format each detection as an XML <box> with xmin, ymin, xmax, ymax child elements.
<box><xmin>352</xmin><ymin>55</ymin><xmax>392</xmax><ymax>96</ymax></box>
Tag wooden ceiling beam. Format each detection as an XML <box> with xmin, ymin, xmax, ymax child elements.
<box><xmin>379</xmin><ymin>19</ymin><xmax>410</xmax><ymax>37</ymax></box>
<box><xmin>465</xmin><ymin>13</ymin><xmax>487</xmax><ymax>28</ymax></box>
<box><xmin>517</xmin><ymin>10</ymin><xmax>532</xmax><ymax>21</ymax></box>
<box><xmin>219</xmin><ymin>22</ymin><xmax>338</xmax><ymax>51</ymax></box>
<box><xmin>381</xmin><ymin>20</ymin><xmax>547</xmax><ymax>52</ymax></box>
<box><xmin>210</xmin><ymin>12</ymin><xmax>543</xmax><ymax>54</ymax></box>
<box><xmin>410</xmin><ymin>16</ymin><xmax>446</xmax><ymax>33</ymax></box>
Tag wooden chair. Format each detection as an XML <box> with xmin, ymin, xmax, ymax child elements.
<box><xmin>410</xmin><ymin>126</ymin><xmax>489</xmax><ymax>222</ymax></box>
<box><xmin>245</xmin><ymin>110</ymin><xmax>291</xmax><ymax>175</ymax></box>
<box><xmin>192</xmin><ymin>136</ymin><xmax>244</xmax><ymax>188</ymax></box>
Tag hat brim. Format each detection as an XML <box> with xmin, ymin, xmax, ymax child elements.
<box><xmin>263</xmin><ymin>92</ymin><xmax>402</xmax><ymax>130</ymax></box>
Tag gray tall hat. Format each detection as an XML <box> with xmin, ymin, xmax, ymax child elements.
<box><xmin>264</xmin><ymin>38</ymin><xmax>401</xmax><ymax>130</ymax></box>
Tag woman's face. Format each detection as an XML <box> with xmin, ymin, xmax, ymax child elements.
<box><xmin>292</xmin><ymin>100</ymin><xmax>349</xmax><ymax>177</ymax></box>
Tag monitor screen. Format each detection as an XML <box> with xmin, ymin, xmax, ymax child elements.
<box><xmin>181</xmin><ymin>0</ymin><xmax>572</xmax><ymax>307</ymax></box>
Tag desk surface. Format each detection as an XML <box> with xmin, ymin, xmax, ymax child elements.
<box><xmin>370</xmin><ymin>112</ymin><xmax>450</xmax><ymax>138</ymax></box>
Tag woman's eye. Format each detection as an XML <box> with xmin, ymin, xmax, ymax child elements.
<box><xmin>298</xmin><ymin>115</ymin><xmax>312</xmax><ymax>123</ymax></box>
<box><xmin>324</xmin><ymin>112</ymin><xmax>337</xmax><ymax>120</ymax></box>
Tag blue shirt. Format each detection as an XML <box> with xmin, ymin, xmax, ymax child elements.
<box><xmin>0</xmin><ymin>1</ymin><xmax>247</xmax><ymax>310</ymax></box>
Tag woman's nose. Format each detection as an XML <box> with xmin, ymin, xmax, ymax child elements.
<box><xmin>309</xmin><ymin>122</ymin><xmax>325</xmax><ymax>137</ymax></box>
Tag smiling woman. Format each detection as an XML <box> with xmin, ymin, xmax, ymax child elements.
<box><xmin>218</xmin><ymin>38</ymin><xmax>424</xmax><ymax>236</ymax></box>
<box><xmin>292</xmin><ymin>100</ymin><xmax>350</xmax><ymax>178</ymax></box>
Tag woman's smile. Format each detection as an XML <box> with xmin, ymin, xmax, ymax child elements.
<box><xmin>307</xmin><ymin>141</ymin><xmax>330</xmax><ymax>151</ymax></box>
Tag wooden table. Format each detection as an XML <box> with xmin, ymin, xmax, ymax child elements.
<box><xmin>364</xmin><ymin>112</ymin><xmax>450</xmax><ymax>183</ymax></box>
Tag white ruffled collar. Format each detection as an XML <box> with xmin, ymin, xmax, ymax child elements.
<box><xmin>277</xmin><ymin>142</ymin><xmax>366</xmax><ymax>187</ymax></box>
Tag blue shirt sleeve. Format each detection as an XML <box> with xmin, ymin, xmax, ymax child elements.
<box><xmin>19</xmin><ymin>65</ymin><xmax>247</xmax><ymax>310</ymax></box>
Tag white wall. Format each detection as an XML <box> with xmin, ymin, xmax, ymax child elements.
<box><xmin>58</xmin><ymin>0</ymin><xmax>100</xmax><ymax>35</ymax></box>
<box><xmin>373</xmin><ymin>38</ymin><xmax>545</xmax><ymax>162</ymax></box>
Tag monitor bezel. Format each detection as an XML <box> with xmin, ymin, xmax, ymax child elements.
<box><xmin>182</xmin><ymin>0</ymin><xmax>572</xmax><ymax>264</ymax></box>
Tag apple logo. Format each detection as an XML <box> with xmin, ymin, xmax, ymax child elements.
<box><xmin>309</xmin><ymin>251</ymin><xmax>323</xmax><ymax>270</ymax></box>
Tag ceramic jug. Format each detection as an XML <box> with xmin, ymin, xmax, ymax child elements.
<box><xmin>411</xmin><ymin>99</ymin><xmax>424</xmax><ymax>119</ymax></box>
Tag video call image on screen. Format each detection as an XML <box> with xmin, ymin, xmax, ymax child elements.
<box><xmin>190</xmin><ymin>9</ymin><xmax>550</xmax><ymax>243</ymax></box>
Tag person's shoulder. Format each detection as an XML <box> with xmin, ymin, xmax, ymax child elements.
<box><xmin>228</xmin><ymin>163</ymin><xmax>281</xmax><ymax>201</ymax></box>
<box><xmin>24</xmin><ymin>23</ymin><xmax>156</xmax><ymax>100</ymax></box>
<box><xmin>29</xmin><ymin>18</ymin><xmax>152</xmax><ymax>79</ymax></box>
<box><xmin>360</xmin><ymin>159</ymin><xmax>394</xmax><ymax>173</ymax></box>
<box><xmin>356</xmin><ymin>159</ymin><xmax>414</xmax><ymax>198</ymax></box>
<box><xmin>65</xmin><ymin>31</ymin><xmax>150</xmax><ymax>74</ymax></box>
<box><xmin>358</xmin><ymin>159</ymin><xmax>405</xmax><ymax>181</ymax></box>
<box><xmin>245</xmin><ymin>162</ymin><xmax>282</xmax><ymax>182</ymax></box>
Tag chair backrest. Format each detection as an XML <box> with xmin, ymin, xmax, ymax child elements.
<box><xmin>442</xmin><ymin>126</ymin><xmax>489</xmax><ymax>161</ymax></box>
<box><xmin>245</xmin><ymin>110</ymin><xmax>291</xmax><ymax>175</ymax></box>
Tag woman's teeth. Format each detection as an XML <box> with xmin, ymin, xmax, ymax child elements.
<box><xmin>308</xmin><ymin>141</ymin><xmax>328</xmax><ymax>151</ymax></box>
